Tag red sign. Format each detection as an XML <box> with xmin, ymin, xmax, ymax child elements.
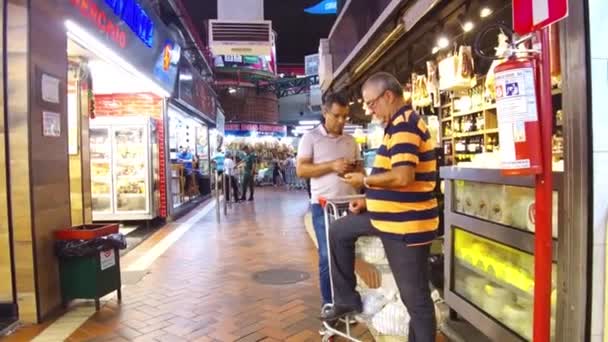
<box><xmin>513</xmin><ymin>0</ymin><xmax>568</xmax><ymax>35</ymax></box>
<box><xmin>70</xmin><ymin>0</ymin><xmax>127</xmax><ymax>48</ymax></box>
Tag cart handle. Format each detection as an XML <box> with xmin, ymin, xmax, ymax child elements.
<box><xmin>318</xmin><ymin>195</ymin><xmax>366</xmax><ymax>208</ymax></box>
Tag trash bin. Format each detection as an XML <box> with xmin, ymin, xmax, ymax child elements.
<box><xmin>54</xmin><ymin>224</ymin><xmax>125</xmax><ymax>311</ymax></box>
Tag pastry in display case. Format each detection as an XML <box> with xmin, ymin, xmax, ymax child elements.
<box><xmin>453</xmin><ymin>180</ymin><xmax>558</xmax><ymax>238</ymax></box>
<box><xmin>453</xmin><ymin>228</ymin><xmax>556</xmax><ymax>341</ymax></box>
<box><xmin>441</xmin><ymin>167</ymin><xmax>562</xmax><ymax>342</ymax></box>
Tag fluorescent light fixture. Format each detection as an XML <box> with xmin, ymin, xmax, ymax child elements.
<box><xmin>65</xmin><ymin>20</ymin><xmax>170</xmax><ymax>98</ymax></box>
<box><xmin>480</xmin><ymin>7</ymin><xmax>493</xmax><ymax>18</ymax></box>
<box><xmin>299</xmin><ymin>120</ymin><xmax>320</xmax><ymax>125</ymax></box>
<box><xmin>437</xmin><ymin>37</ymin><xmax>450</xmax><ymax>49</ymax></box>
<box><xmin>180</xmin><ymin>74</ymin><xmax>193</xmax><ymax>81</ymax></box>
<box><xmin>462</xmin><ymin>21</ymin><xmax>474</xmax><ymax>32</ymax></box>
<box><xmin>432</xmin><ymin>46</ymin><xmax>440</xmax><ymax>54</ymax></box>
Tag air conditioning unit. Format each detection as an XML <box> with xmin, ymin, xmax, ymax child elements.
<box><xmin>208</xmin><ymin>20</ymin><xmax>272</xmax><ymax>56</ymax></box>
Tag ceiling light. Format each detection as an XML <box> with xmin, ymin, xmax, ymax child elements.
<box><xmin>432</xmin><ymin>46</ymin><xmax>440</xmax><ymax>54</ymax></box>
<box><xmin>357</xmin><ymin>98</ymin><xmax>362</xmax><ymax>103</ymax></box>
<box><xmin>349</xmin><ymin>101</ymin><xmax>355</xmax><ymax>106</ymax></box>
<box><xmin>299</xmin><ymin>120</ymin><xmax>320</xmax><ymax>125</ymax></box>
<box><xmin>437</xmin><ymin>37</ymin><xmax>450</xmax><ymax>49</ymax></box>
<box><xmin>480</xmin><ymin>7</ymin><xmax>493</xmax><ymax>18</ymax></box>
<box><xmin>462</xmin><ymin>21</ymin><xmax>474</xmax><ymax>32</ymax></box>
<box><xmin>228</xmin><ymin>87</ymin><xmax>237</xmax><ymax>94</ymax></box>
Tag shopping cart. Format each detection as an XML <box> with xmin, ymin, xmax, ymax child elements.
<box><xmin>284</xmin><ymin>166</ymin><xmax>305</xmax><ymax>190</ymax></box>
<box><xmin>319</xmin><ymin>194</ymin><xmax>367</xmax><ymax>342</ymax></box>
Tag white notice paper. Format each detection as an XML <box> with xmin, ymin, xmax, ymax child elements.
<box><xmin>41</xmin><ymin>74</ymin><xmax>60</xmax><ymax>104</ymax></box>
<box><xmin>100</xmin><ymin>249</ymin><xmax>116</xmax><ymax>271</ymax></box>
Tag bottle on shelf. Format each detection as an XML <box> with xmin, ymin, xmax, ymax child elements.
<box><xmin>462</xmin><ymin>116</ymin><xmax>472</xmax><ymax>132</ymax></box>
<box><xmin>477</xmin><ymin>113</ymin><xmax>485</xmax><ymax>130</ymax></box>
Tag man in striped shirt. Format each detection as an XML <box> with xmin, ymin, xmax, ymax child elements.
<box><xmin>321</xmin><ymin>72</ymin><xmax>438</xmax><ymax>342</ymax></box>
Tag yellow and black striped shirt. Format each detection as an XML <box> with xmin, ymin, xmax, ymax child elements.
<box><xmin>366</xmin><ymin>105</ymin><xmax>438</xmax><ymax>246</ymax></box>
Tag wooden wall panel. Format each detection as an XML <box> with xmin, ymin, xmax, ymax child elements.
<box><xmin>28</xmin><ymin>0</ymin><xmax>70</xmax><ymax>320</ymax></box>
<box><xmin>6</xmin><ymin>0</ymin><xmax>37</xmax><ymax>324</ymax></box>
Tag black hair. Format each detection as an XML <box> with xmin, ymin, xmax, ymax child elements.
<box><xmin>322</xmin><ymin>92</ymin><xmax>349</xmax><ymax>108</ymax></box>
<box><xmin>363</xmin><ymin>72</ymin><xmax>404</xmax><ymax>97</ymax></box>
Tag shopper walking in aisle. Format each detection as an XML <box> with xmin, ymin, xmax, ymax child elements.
<box><xmin>240</xmin><ymin>145</ymin><xmax>257</xmax><ymax>201</ymax></box>
<box><xmin>296</xmin><ymin>92</ymin><xmax>361</xmax><ymax>333</ymax></box>
<box><xmin>224</xmin><ymin>152</ymin><xmax>240</xmax><ymax>202</ymax></box>
<box><xmin>322</xmin><ymin>72</ymin><xmax>438</xmax><ymax>342</ymax></box>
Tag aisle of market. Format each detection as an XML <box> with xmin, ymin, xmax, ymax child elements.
<box><xmin>5</xmin><ymin>189</ymin><xmax>375</xmax><ymax>342</ymax></box>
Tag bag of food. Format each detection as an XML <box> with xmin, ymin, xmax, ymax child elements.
<box><xmin>412</xmin><ymin>74</ymin><xmax>432</xmax><ymax>109</ymax></box>
<box><xmin>457</xmin><ymin>46</ymin><xmax>475</xmax><ymax>80</ymax></box>
<box><xmin>427</xmin><ymin>61</ymin><xmax>440</xmax><ymax>107</ymax></box>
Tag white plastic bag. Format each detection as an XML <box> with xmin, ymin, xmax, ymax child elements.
<box><xmin>371</xmin><ymin>300</ymin><xmax>410</xmax><ymax>336</ymax></box>
<box><xmin>360</xmin><ymin>288</ymin><xmax>390</xmax><ymax>319</ymax></box>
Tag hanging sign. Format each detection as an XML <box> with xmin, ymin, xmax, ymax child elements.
<box><xmin>512</xmin><ymin>0</ymin><xmax>568</xmax><ymax>35</ymax></box>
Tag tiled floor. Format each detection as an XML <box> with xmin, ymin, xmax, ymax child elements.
<box><xmin>5</xmin><ymin>188</ymin><xmax>445</xmax><ymax>341</ymax></box>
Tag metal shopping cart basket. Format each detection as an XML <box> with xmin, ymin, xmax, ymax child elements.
<box><xmin>319</xmin><ymin>194</ymin><xmax>367</xmax><ymax>342</ymax></box>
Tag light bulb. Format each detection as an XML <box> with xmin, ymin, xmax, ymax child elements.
<box><xmin>463</xmin><ymin>21</ymin><xmax>474</xmax><ymax>32</ymax></box>
<box><xmin>480</xmin><ymin>7</ymin><xmax>493</xmax><ymax>18</ymax></box>
<box><xmin>437</xmin><ymin>37</ymin><xmax>450</xmax><ymax>49</ymax></box>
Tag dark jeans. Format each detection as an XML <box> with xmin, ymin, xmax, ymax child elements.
<box><xmin>224</xmin><ymin>174</ymin><xmax>239</xmax><ymax>202</ymax></box>
<box><xmin>311</xmin><ymin>204</ymin><xmax>332</xmax><ymax>305</ymax></box>
<box><xmin>241</xmin><ymin>174</ymin><xmax>254</xmax><ymax>200</ymax></box>
<box><xmin>329</xmin><ymin>212</ymin><xmax>436</xmax><ymax>342</ymax></box>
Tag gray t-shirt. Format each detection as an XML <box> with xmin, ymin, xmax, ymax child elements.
<box><xmin>297</xmin><ymin>125</ymin><xmax>360</xmax><ymax>204</ymax></box>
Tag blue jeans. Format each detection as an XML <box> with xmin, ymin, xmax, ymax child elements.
<box><xmin>311</xmin><ymin>204</ymin><xmax>332</xmax><ymax>305</ymax></box>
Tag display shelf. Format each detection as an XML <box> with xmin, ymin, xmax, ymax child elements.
<box><xmin>117</xmin><ymin>193</ymin><xmax>146</xmax><ymax>197</ymax></box>
<box><xmin>442</xmin><ymin>117</ymin><xmax>452</xmax><ymax>122</ymax></box>
<box><xmin>455</xmin><ymin>259</ymin><xmax>532</xmax><ymax>299</ymax></box>
<box><xmin>440</xmin><ymin>167</ymin><xmax>563</xmax><ymax>342</ymax></box>
<box><xmin>452</xmin><ymin>105</ymin><xmax>496</xmax><ymax>118</ymax></box>
<box><xmin>453</xmin><ymin>128</ymin><xmax>497</xmax><ymax>138</ymax></box>
<box><xmin>442</xmin><ymin>136</ymin><xmax>453</xmax><ymax>141</ymax></box>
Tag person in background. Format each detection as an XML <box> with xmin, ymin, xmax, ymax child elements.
<box><xmin>272</xmin><ymin>155</ymin><xmax>283</xmax><ymax>187</ymax></box>
<box><xmin>212</xmin><ymin>148</ymin><xmax>225</xmax><ymax>175</ymax></box>
<box><xmin>240</xmin><ymin>145</ymin><xmax>257</xmax><ymax>201</ymax></box>
<box><xmin>296</xmin><ymin>92</ymin><xmax>361</xmax><ymax>334</ymax></box>
<box><xmin>223</xmin><ymin>152</ymin><xmax>240</xmax><ymax>202</ymax></box>
<box><xmin>177</xmin><ymin>146</ymin><xmax>195</xmax><ymax>192</ymax></box>
<box><xmin>322</xmin><ymin>72</ymin><xmax>438</xmax><ymax>342</ymax></box>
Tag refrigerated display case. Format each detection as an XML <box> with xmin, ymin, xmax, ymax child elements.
<box><xmin>441</xmin><ymin>167</ymin><xmax>562</xmax><ymax>341</ymax></box>
<box><xmin>90</xmin><ymin>116</ymin><xmax>160</xmax><ymax>221</ymax></box>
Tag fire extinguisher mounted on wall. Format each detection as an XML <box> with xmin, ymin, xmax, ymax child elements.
<box><xmin>474</xmin><ymin>23</ymin><xmax>543</xmax><ymax>176</ymax></box>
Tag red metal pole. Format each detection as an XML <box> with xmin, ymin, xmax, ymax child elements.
<box><xmin>533</xmin><ymin>27</ymin><xmax>553</xmax><ymax>342</ymax></box>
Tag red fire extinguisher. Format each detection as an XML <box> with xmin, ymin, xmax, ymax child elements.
<box><xmin>494</xmin><ymin>57</ymin><xmax>543</xmax><ymax>176</ymax></box>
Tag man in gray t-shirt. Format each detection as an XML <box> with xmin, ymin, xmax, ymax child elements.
<box><xmin>296</xmin><ymin>93</ymin><xmax>360</xmax><ymax>326</ymax></box>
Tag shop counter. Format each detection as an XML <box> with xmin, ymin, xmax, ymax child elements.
<box><xmin>440</xmin><ymin>167</ymin><xmax>563</xmax><ymax>341</ymax></box>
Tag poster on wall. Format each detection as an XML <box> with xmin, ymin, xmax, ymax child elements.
<box><xmin>42</xmin><ymin>111</ymin><xmax>61</xmax><ymax>137</ymax></box>
<box><xmin>41</xmin><ymin>74</ymin><xmax>61</xmax><ymax>104</ymax></box>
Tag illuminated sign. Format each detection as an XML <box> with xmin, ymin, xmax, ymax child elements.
<box><xmin>304</xmin><ymin>0</ymin><xmax>337</xmax><ymax>15</ymax></box>
<box><xmin>104</xmin><ymin>0</ymin><xmax>155</xmax><ymax>47</ymax></box>
<box><xmin>70</xmin><ymin>0</ymin><xmax>128</xmax><ymax>48</ymax></box>
<box><xmin>225</xmin><ymin>123</ymin><xmax>287</xmax><ymax>137</ymax></box>
<box><xmin>67</xmin><ymin>0</ymin><xmax>180</xmax><ymax>95</ymax></box>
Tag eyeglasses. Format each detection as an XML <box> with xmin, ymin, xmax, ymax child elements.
<box><xmin>364</xmin><ymin>90</ymin><xmax>387</xmax><ymax>109</ymax></box>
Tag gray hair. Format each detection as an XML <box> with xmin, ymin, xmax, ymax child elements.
<box><xmin>362</xmin><ymin>72</ymin><xmax>403</xmax><ymax>97</ymax></box>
